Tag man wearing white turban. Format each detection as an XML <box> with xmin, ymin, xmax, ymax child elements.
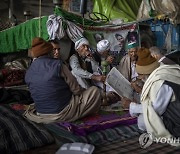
<box><xmin>95</xmin><ymin>39</ymin><xmax>121</xmax><ymax>103</ymax></box>
<box><xmin>96</xmin><ymin>39</ymin><xmax>114</xmax><ymax>73</ymax></box>
<box><xmin>69</xmin><ymin>37</ymin><xmax>106</xmax><ymax>89</ymax></box>
<box><xmin>74</xmin><ymin>37</ymin><xmax>90</xmax><ymax>51</ymax></box>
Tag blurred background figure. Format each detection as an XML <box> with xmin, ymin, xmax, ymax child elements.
<box><xmin>93</xmin><ymin>33</ymin><xmax>104</xmax><ymax>43</ymax></box>
<box><xmin>117</xmin><ymin>41</ymin><xmax>139</xmax><ymax>82</ymax></box>
<box><xmin>149</xmin><ymin>46</ymin><xmax>176</xmax><ymax>65</ymax></box>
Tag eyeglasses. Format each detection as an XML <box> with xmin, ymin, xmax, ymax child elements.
<box><xmin>53</xmin><ymin>48</ymin><xmax>60</xmax><ymax>51</ymax></box>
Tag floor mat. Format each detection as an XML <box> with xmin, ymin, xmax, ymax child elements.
<box><xmin>94</xmin><ymin>136</ymin><xmax>180</xmax><ymax>154</ymax></box>
<box><xmin>45</xmin><ymin>123</ymin><xmax>142</xmax><ymax>146</ymax></box>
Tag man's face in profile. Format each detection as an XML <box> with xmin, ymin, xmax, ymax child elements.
<box><xmin>51</xmin><ymin>43</ymin><xmax>61</xmax><ymax>59</ymax></box>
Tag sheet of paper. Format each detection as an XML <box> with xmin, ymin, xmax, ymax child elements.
<box><xmin>105</xmin><ymin>67</ymin><xmax>134</xmax><ymax>100</ymax></box>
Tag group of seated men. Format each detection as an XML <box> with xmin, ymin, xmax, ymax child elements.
<box><xmin>24</xmin><ymin>36</ymin><xmax>180</xmax><ymax>143</ymax></box>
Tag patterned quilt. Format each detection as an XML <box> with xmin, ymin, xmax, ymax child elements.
<box><xmin>6</xmin><ymin>103</ymin><xmax>180</xmax><ymax>154</ymax></box>
<box><xmin>0</xmin><ymin>105</ymin><xmax>54</xmax><ymax>154</ymax></box>
<box><xmin>94</xmin><ymin>136</ymin><xmax>180</xmax><ymax>154</ymax></box>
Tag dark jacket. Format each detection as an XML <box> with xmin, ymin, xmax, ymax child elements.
<box><xmin>163</xmin><ymin>81</ymin><xmax>180</xmax><ymax>137</ymax></box>
<box><xmin>25</xmin><ymin>56</ymin><xmax>72</xmax><ymax>114</ymax></box>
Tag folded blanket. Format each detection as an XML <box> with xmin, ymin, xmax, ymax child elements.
<box><xmin>0</xmin><ymin>105</ymin><xmax>54</xmax><ymax>154</ymax></box>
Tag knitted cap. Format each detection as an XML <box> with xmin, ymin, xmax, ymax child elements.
<box><xmin>126</xmin><ymin>41</ymin><xmax>138</xmax><ymax>50</ymax></box>
<box><xmin>75</xmin><ymin>37</ymin><xmax>89</xmax><ymax>50</ymax></box>
<box><xmin>136</xmin><ymin>47</ymin><xmax>159</xmax><ymax>74</ymax></box>
<box><xmin>31</xmin><ymin>37</ymin><xmax>53</xmax><ymax>58</ymax></box>
<box><xmin>97</xmin><ymin>39</ymin><xmax>110</xmax><ymax>53</ymax></box>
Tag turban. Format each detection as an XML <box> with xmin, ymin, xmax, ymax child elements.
<box><xmin>75</xmin><ymin>37</ymin><xmax>89</xmax><ymax>50</ymax></box>
<box><xmin>31</xmin><ymin>37</ymin><xmax>53</xmax><ymax>58</ymax></box>
<box><xmin>136</xmin><ymin>47</ymin><xmax>159</xmax><ymax>74</ymax></box>
<box><xmin>97</xmin><ymin>39</ymin><xmax>110</xmax><ymax>53</ymax></box>
<box><xmin>126</xmin><ymin>41</ymin><xmax>138</xmax><ymax>50</ymax></box>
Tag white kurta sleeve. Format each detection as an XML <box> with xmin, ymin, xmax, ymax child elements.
<box><xmin>152</xmin><ymin>84</ymin><xmax>173</xmax><ymax>116</ymax></box>
<box><xmin>69</xmin><ymin>54</ymin><xmax>93</xmax><ymax>79</ymax></box>
<box><xmin>129</xmin><ymin>102</ymin><xmax>143</xmax><ymax>117</ymax></box>
<box><xmin>129</xmin><ymin>102</ymin><xmax>145</xmax><ymax>131</ymax></box>
<box><xmin>129</xmin><ymin>84</ymin><xmax>173</xmax><ymax>131</ymax></box>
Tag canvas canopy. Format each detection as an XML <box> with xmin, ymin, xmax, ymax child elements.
<box><xmin>0</xmin><ymin>7</ymin><xmax>137</xmax><ymax>54</ymax></box>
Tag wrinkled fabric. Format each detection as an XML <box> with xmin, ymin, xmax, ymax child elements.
<box><xmin>47</xmin><ymin>15</ymin><xmax>65</xmax><ymax>40</ymax></box>
<box><xmin>137</xmin><ymin>0</ymin><xmax>180</xmax><ymax>24</ymax></box>
<box><xmin>24</xmin><ymin>86</ymin><xmax>101</xmax><ymax>123</ymax></box>
<box><xmin>47</xmin><ymin>15</ymin><xmax>84</xmax><ymax>42</ymax></box>
<box><xmin>4</xmin><ymin>58</ymin><xmax>31</xmax><ymax>70</ymax></box>
<box><xmin>141</xmin><ymin>64</ymin><xmax>180</xmax><ymax>146</ymax></box>
<box><xmin>66</xmin><ymin>20</ymin><xmax>84</xmax><ymax>43</ymax></box>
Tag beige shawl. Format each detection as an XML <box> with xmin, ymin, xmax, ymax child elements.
<box><xmin>117</xmin><ymin>55</ymin><xmax>131</xmax><ymax>81</ymax></box>
<box><xmin>141</xmin><ymin>64</ymin><xmax>180</xmax><ymax>146</ymax></box>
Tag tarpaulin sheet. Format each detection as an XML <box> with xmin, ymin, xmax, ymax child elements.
<box><xmin>93</xmin><ymin>0</ymin><xmax>142</xmax><ymax>22</ymax></box>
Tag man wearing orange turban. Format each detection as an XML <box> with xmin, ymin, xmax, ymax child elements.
<box><xmin>24</xmin><ymin>37</ymin><xmax>101</xmax><ymax>123</ymax></box>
